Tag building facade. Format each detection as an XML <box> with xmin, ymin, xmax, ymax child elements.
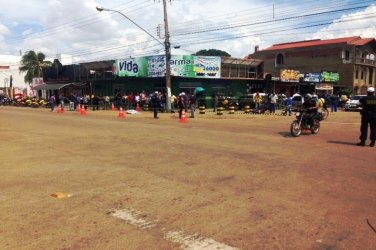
<box><xmin>39</xmin><ymin>55</ymin><xmax>265</xmax><ymax>105</ymax></box>
<box><xmin>249</xmin><ymin>36</ymin><xmax>376</xmax><ymax>95</ymax></box>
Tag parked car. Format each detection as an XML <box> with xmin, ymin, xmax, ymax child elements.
<box><xmin>236</xmin><ymin>95</ymin><xmax>253</xmax><ymax>110</ymax></box>
<box><xmin>344</xmin><ymin>95</ymin><xmax>366</xmax><ymax>111</ymax></box>
<box><xmin>236</xmin><ymin>93</ymin><xmax>267</xmax><ymax>110</ymax></box>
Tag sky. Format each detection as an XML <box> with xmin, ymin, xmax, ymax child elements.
<box><xmin>0</xmin><ymin>0</ymin><xmax>375</xmax><ymax>64</ymax></box>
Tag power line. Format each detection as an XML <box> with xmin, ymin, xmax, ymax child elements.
<box><xmin>2</xmin><ymin>0</ymin><xmax>375</xmax><ymax>61</ymax></box>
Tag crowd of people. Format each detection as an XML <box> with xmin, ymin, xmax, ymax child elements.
<box><xmin>48</xmin><ymin>90</ymin><xmax>199</xmax><ymax>119</ymax></box>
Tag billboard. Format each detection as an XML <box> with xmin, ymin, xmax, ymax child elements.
<box><xmin>303</xmin><ymin>73</ymin><xmax>321</xmax><ymax>83</ymax></box>
<box><xmin>114</xmin><ymin>55</ymin><xmax>221</xmax><ymax>78</ymax></box>
<box><xmin>280</xmin><ymin>69</ymin><xmax>300</xmax><ymax>82</ymax></box>
<box><xmin>148</xmin><ymin>55</ymin><xmax>166</xmax><ymax>77</ymax></box>
<box><xmin>193</xmin><ymin>56</ymin><xmax>221</xmax><ymax>78</ymax></box>
<box><xmin>114</xmin><ymin>57</ymin><xmax>148</xmax><ymax>77</ymax></box>
<box><xmin>170</xmin><ymin>55</ymin><xmax>195</xmax><ymax>77</ymax></box>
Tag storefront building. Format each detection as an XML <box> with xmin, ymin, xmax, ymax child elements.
<box><xmin>40</xmin><ymin>55</ymin><xmax>265</xmax><ymax>104</ymax></box>
<box><xmin>249</xmin><ymin>36</ymin><xmax>376</xmax><ymax>95</ymax></box>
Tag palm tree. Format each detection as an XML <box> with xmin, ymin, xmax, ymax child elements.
<box><xmin>19</xmin><ymin>51</ymin><xmax>52</xmax><ymax>83</ymax></box>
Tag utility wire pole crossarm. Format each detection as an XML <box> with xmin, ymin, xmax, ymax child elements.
<box><xmin>96</xmin><ymin>2</ymin><xmax>172</xmax><ymax>112</ymax></box>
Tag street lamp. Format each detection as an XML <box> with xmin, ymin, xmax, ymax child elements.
<box><xmin>96</xmin><ymin>4</ymin><xmax>172</xmax><ymax>111</ymax></box>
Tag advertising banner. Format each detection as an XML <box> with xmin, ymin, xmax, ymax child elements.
<box><xmin>114</xmin><ymin>55</ymin><xmax>221</xmax><ymax>78</ymax></box>
<box><xmin>114</xmin><ymin>57</ymin><xmax>148</xmax><ymax>77</ymax></box>
<box><xmin>170</xmin><ymin>55</ymin><xmax>195</xmax><ymax>77</ymax></box>
<box><xmin>32</xmin><ymin>77</ymin><xmax>44</xmax><ymax>88</ymax></box>
<box><xmin>193</xmin><ymin>56</ymin><xmax>221</xmax><ymax>78</ymax></box>
<box><xmin>321</xmin><ymin>71</ymin><xmax>339</xmax><ymax>82</ymax></box>
<box><xmin>147</xmin><ymin>55</ymin><xmax>166</xmax><ymax>77</ymax></box>
<box><xmin>280</xmin><ymin>69</ymin><xmax>300</xmax><ymax>82</ymax></box>
<box><xmin>303</xmin><ymin>73</ymin><xmax>321</xmax><ymax>83</ymax></box>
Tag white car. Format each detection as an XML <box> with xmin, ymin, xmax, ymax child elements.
<box><xmin>344</xmin><ymin>95</ymin><xmax>366</xmax><ymax>111</ymax></box>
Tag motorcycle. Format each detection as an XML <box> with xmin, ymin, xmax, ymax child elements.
<box><xmin>318</xmin><ymin>107</ymin><xmax>329</xmax><ymax>120</ymax></box>
<box><xmin>290</xmin><ymin>109</ymin><xmax>320</xmax><ymax>137</ymax></box>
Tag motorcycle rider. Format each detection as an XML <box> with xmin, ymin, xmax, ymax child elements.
<box><xmin>302</xmin><ymin>93</ymin><xmax>319</xmax><ymax>127</ymax></box>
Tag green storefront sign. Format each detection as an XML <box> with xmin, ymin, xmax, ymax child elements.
<box><xmin>321</xmin><ymin>71</ymin><xmax>339</xmax><ymax>82</ymax></box>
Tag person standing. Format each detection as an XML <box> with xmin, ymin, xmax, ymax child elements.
<box><xmin>151</xmin><ymin>91</ymin><xmax>161</xmax><ymax>119</ymax></box>
<box><xmin>59</xmin><ymin>93</ymin><xmax>65</xmax><ymax>111</ymax></box>
<box><xmin>189</xmin><ymin>94</ymin><xmax>196</xmax><ymax>118</ymax></box>
<box><xmin>253</xmin><ymin>92</ymin><xmax>263</xmax><ymax>112</ymax></box>
<box><xmin>170</xmin><ymin>93</ymin><xmax>177</xmax><ymax>113</ymax></box>
<box><xmin>330</xmin><ymin>94</ymin><xmax>338</xmax><ymax>112</ymax></box>
<box><xmin>269</xmin><ymin>92</ymin><xmax>278</xmax><ymax>113</ymax></box>
<box><xmin>178</xmin><ymin>92</ymin><xmax>188</xmax><ymax>119</ymax></box>
<box><xmin>49</xmin><ymin>95</ymin><xmax>56</xmax><ymax>111</ymax></box>
<box><xmin>357</xmin><ymin>87</ymin><xmax>376</xmax><ymax>147</ymax></box>
<box><xmin>212</xmin><ymin>92</ymin><xmax>219</xmax><ymax>112</ymax></box>
<box><xmin>285</xmin><ymin>94</ymin><xmax>292</xmax><ymax>116</ymax></box>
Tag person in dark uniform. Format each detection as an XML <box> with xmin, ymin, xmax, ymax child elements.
<box><xmin>357</xmin><ymin>87</ymin><xmax>376</xmax><ymax>147</ymax></box>
<box><xmin>302</xmin><ymin>93</ymin><xmax>319</xmax><ymax>126</ymax></box>
<box><xmin>151</xmin><ymin>91</ymin><xmax>161</xmax><ymax>119</ymax></box>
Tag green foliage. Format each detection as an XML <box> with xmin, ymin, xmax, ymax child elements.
<box><xmin>194</xmin><ymin>49</ymin><xmax>231</xmax><ymax>57</ymax></box>
<box><xmin>19</xmin><ymin>51</ymin><xmax>52</xmax><ymax>84</ymax></box>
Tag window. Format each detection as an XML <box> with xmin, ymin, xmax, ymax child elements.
<box><xmin>345</xmin><ymin>50</ymin><xmax>350</xmax><ymax>60</ymax></box>
<box><xmin>355</xmin><ymin>70</ymin><xmax>359</xmax><ymax>79</ymax></box>
<box><xmin>276</xmin><ymin>54</ymin><xmax>284</xmax><ymax>65</ymax></box>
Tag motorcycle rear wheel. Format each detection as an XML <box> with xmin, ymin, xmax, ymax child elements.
<box><xmin>290</xmin><ymin>121</ymin><xmax>301</xmax><ymax>137</ymax></box>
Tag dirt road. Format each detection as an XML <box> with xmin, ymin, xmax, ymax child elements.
<box><xmin>0</xmin><ymin>106</ymin><xmax>375</xmax><ymax>250</ymax></box>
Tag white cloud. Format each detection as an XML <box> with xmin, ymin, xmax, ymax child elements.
<box><xmin>0</xmin><ymin>0</ymin><xmax>375</xmax><ymax>62</ymax></box>
<box><xmin>312</xmin><ymin>4</ymin><xmax>376</xmax><ymax>40</ymax></box>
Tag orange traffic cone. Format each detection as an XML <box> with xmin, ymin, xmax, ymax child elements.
<box><xmin>118</xmin><ymin>107</ymin><xmax>125</xmax><ymax>119</ymax></box>
<box><xmin>180</xmin><ymin>110</ymin><xmax>188</xmax><ymax>123</ymax></box>
<box><xmin>111</xmin><ymin>103</ymin><xmax>115</xmax><ymax>111</ymax></box>
<box><xmin>136</xmin><ymin>103</ymin><xmax>141</xmax><ymax>112</ymax></box>
<box><xmin>76</xmin><ymin>104</ymin><xmax>81</xmax><ymax>113</ymax></box>
<box><xmin>57</xmin><ymin>104</ymin><xmax>63</xmax><ymax>114</ymax></box>
<box><xmin>80</xmin><ymin>105</ymin><xmax>86</xmax><ymax>116</ymax></box>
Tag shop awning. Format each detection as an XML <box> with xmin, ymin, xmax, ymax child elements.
<box><xmin>32</xmin><ymin>83</ymin><xmax>73</xmax><ymax>91</ymax></box>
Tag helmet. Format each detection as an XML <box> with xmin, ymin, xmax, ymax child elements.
<box><xmin>367</xmin><ymin>87</ymin><xmax>375</xmax><ymax>93</ymax></box>
<box><xmin>305</xmin><ymin>93</ymin><xmax>312</xmax><ymax>99</ymax></box>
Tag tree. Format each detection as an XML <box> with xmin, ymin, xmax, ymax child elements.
<box><xmin>194</xmin><ymin>49</ymin><xmax>231</xmax><ymax>57</ymax></box>
<box><xmin>19</xmin><ymin>51</ymin><xmax>52</xmax><ymax>84</ymax></box>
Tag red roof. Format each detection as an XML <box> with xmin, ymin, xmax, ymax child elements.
<box><xmin>264</xmin><ymin>36</ymin><xmax>375</xmax><ymax>50</ymax></box>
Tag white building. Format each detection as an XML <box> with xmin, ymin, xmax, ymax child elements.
<box><xmin>0</xmin><ymin>55</ymin><xmax>27</xmax><ymax>97</ymax></box>
<box><xmin>0</xmin><ymin>54</ymin><xmax>59</xmax><ymax>98</ymax></box>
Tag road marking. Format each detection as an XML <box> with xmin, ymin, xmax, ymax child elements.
<box><xmin>108</xmin><ymin>208</ymin><xmax>238</xmax><ymax>249</ymax></box>
<box><xmin>165</xmin><ymin>231</ymin><xmax>239</xmax><ymax>250</ymax></box>
<box><xmin>108</xmin><ymin>208</ymin><xmax>158</xmax><ymax>229</ymax></box>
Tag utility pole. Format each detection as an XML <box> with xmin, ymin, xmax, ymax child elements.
<box><xmin>163</xmin><ymin>0</ymin><xmax>172</xmax><ymax>112</ymax></box>
<box><xmin>97</xmin><ymin>1</ymin><xmax>173</xmax><ymax>112</ymax></box>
